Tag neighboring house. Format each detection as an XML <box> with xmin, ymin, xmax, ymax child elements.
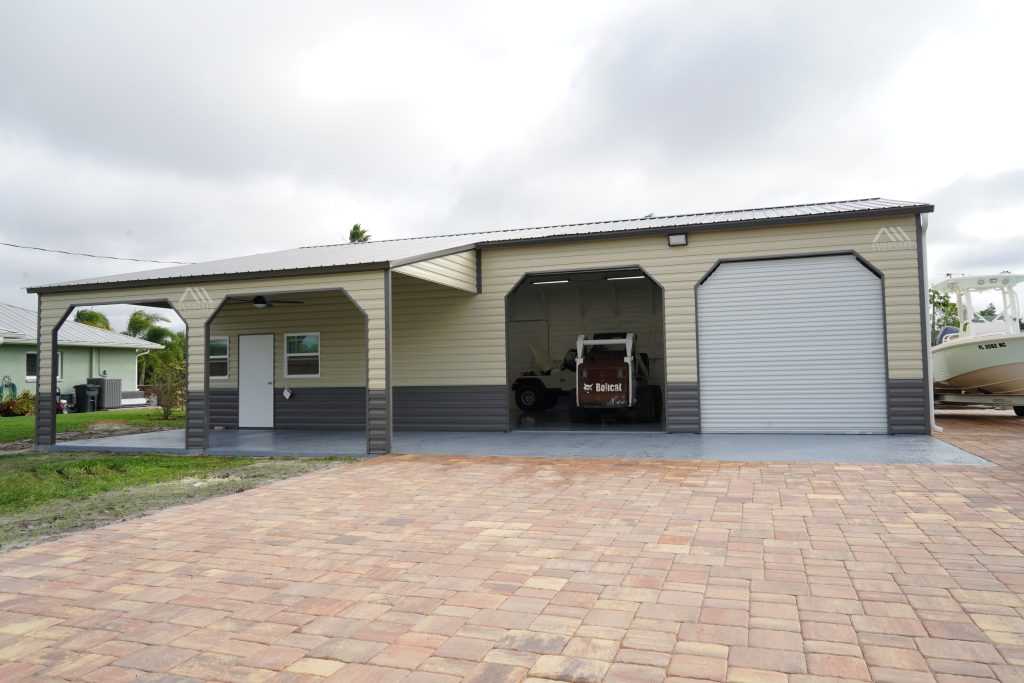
<box><xmin>0</xmin><ymin>302</ymin><xmax>162</xmax><ymax>405</ymax></box>
<box><xmin>27</xmin><ymin>198</ymin><xmax>936</xmax><ymax>453</ymax></box>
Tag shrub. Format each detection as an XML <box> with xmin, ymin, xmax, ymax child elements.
<box><xmin>0</xmin><ymin>391</ymin><xmax>36</xmax><ymax>417</ymax></box>
<box><xmin>149</xmin><ymin>360</ymin><xmax>185</xmax><ymax>420</ymax></box>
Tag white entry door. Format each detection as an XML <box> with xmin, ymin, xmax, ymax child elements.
<box><xmin>697</xmin><ymin>254</ymin><xmax>888</xmax><ymax>434</ymax></box>
<box><xmin>238</xmin><ymin>334</ymin><xmax>274</xmax><ymax>428</ymax></box>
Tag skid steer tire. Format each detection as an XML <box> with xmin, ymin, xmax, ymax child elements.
<box><xmin>515</xmin><ymin>384</ymin><xmax>546</xmax><ymax>412</ymax></box>
<box><xmin>635</xmin><ymin>385</ymin><xmax>662</xmax><ymax>423</ymax></box>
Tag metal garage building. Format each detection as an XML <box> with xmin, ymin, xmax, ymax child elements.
<box><xmin>29</xmin><ymin>198</ymin><xmax>934</xmax><ymax>453</ymax></box>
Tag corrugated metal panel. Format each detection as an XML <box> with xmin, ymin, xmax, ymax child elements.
<box><xmin>392</xmin><ymin>274</ymin><xmax>495</xmax><ymax>385</ymax></box>
<box><xmin>394</xmin><ymin>250</ymin><xmax>477</xmax><ymax>292</ymax></box>
<box><xmin>209</xmin><ymin>389</ymin><xmax>239</xmax><ymax>428</ymax></box>
<box><xmin>30</xmin><ymin>198</ymin><xmax>929</xmax><ymax>291</ymax></box>
<box><xmin>185</xmin><ymin>391</ymin><xmax>207</xmax><ymax>448</ymax></box>
<box><xmin>274</xmin><ymin>387</ymin><xmax>365</xmax><ymax>430</ymax></box>
<box><xmin>393</xmin><ymin>386</ymin><xmax>507</xmax><ymax>431</ymax></box>
<box><xmin>0</xmin><ymin>302</ymin><xmax>162</xmax><ymax>348</ymax></box>
<box><xmin>665</xmin><ymin>382</ymin><xmax>700</xmax><ymax>433</ymax></box>
<box><xmin>366</xmin><ymin>389</ymin><xmax>390</xmax><ymax>453</ymax></box>
<box><xmin>887</xmin><ymin>379</ymin><xmax>929</xmax><ymax>434</ymax></box>
<box><xmin>35</xmin><ymin>392</ymin><xmax>56</xmax><ymax>446</ymax></box>
<box><xmin>697</xmin><ymin>254</ymin><xmax>888</xmax><ymax>434</ymax></box>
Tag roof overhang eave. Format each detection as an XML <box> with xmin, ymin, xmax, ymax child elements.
<box><xmin>477</xmin><ymin>204</ymin><xmax>936</xmax><ymax>249</ymax></box>
<box><xmin>27</xmin><ymin>261</ymin><xmax>392</xmax><ymax>295</ymax></box>
<box><xmin>0</xmin><ymin>338</ymin><xmax>163</xmax><ymax>350</ymax></box>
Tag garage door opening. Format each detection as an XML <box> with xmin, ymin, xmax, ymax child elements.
<box><xmin>506</xmin><ymin>267</ymin><xmax>665</xmax><ymax>432</ymax></box>
<box><xmin>697</xmin><ymin>253</ymin><xmax>888</xmax><ymax>434</ymax></box>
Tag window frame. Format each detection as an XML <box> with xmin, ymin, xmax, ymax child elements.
<box><xmin>25</xmin><ymin>351</ymin><xmax>61</xmax><ymax>382</ymax></box>
<box><xmin>208</xmin><ymin>336</ymin><xmax>230</xmax><ymax>379</ymax></box>
<box><xmin>283</xmin><ymin>332</ymin><xmax>321</xmax><ymax>378</ymax></box>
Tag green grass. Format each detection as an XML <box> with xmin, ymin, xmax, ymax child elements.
<box><xmin>0</xmin><ymin>451</ymin><xmax>351</xmax><ymax>549</ymax></box>
<box><xmin>0</xmin><ymin>452</ymin><xmax>250</xmax><ymax>513</ymax></box>
<box><xmin>0</xmin><ymin>407</ymin><xmax>185</xmax><ymax>444</ymax></box>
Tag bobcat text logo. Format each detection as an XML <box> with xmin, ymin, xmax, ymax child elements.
<box><xmin>596</xmin><ymin>382</ymin><xmax>623</xmax><ymax>392</ymax></box>
<box><xmin>872</xmin><ymin>226</ymin><xmax>914</xmax><ymax>252</ymax></box>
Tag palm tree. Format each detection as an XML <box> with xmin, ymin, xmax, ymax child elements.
<box><xmin>74</xmin><ymin>309</ymin><xmax>112</xmax><ymax>330</ymax></box>
<box><xmin>124</xmin><ymin>310</ymin><xmax>176</xmax><ymax>384</ymax></box>
<box><xmin>348</xmin><ymin>223</ymin><xmax>370</xmax><ymax>243</ymax></box>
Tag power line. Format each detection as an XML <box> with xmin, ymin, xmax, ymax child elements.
<box><xmin>0</xmin><ymin>241</ymin><xmax>193</xmax><ymax>265</ymax></box>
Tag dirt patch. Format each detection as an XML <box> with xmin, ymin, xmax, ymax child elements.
<box><xmin>0</xmin><ymin>456</ymin><xmax>349</xmax><ymax>551</ymax></box>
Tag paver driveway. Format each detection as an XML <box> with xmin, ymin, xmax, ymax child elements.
<box><xmin>1</xmin><ymin>412</ymin><xmax>1023</xmax><ymax>682</ymax></box>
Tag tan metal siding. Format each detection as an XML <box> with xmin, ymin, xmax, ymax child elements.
<box><xmin>37</xmin><ymin>270</ymin><xmax>387</xmax><ymax>392</ymax></box>
<box><xmin>208</xmin><ymin>291</ymin><xmax>366</xmax><ymax>388</ymax></box>
<box><xmin>392</xmin><ymin>274</ymin><xmax>491</xmax><ymax>384</ymax></box>
<box><xmin>393</xmin><ymin>215</ymin><xmax>922</xmax><ymax>385</ymax></box>
<box><xmin>394</xmin><ymin>250</ymin><xmax>477</xmax><ymax>293</ymax></box>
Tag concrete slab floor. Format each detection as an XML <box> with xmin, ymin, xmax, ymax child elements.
<box><xmin>46</xmin><ymin>427</ymin><xmax>985</xmax><ymax>464</ymax></box>
<box><xmin>49</xmin><ymin>428</ymin><xmax>367</xmax><ymax>457</ymax></box>
<box><xmin>395</xmin><ymin>430</ymin><xmax>985</xmax><ymax>464</ymax></box>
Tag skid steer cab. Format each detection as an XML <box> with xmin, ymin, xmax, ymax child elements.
<box><xmin>572</xmin><ymin>332</ymin><xmax>661</xmax><ymax>423</ymax></box>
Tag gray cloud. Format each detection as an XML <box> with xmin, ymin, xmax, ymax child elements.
<box><xmin>441</xmin><ymin>0</ymin><xmax>976</xmax><ymax>229</ymax></box>
<box><xmin>929</xmin><ymin>169</ymin><xmax>1024</xmax><ymax>232</ymax></box>
<box><xmin>0</xmin><ymin>0</ymin><xmax>1018</xmax><ymax>317</ymax></box>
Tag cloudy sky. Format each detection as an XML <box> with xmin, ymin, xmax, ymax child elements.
<box><xmin>2</xmin><ymin>0</ymin><xmax>1022</xmax><ymax>331</ymax></box>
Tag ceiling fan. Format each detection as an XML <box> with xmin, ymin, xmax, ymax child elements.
<box><xmin>227</xmin><ymin>295</ymin><xmax>304</xmax><ymax>308</ymax></box>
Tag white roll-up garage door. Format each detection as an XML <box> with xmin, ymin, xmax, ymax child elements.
<box><xmin>697</xmin><ymin>254</ymin><xmax>887</xmax><ymax>434</ymax></box>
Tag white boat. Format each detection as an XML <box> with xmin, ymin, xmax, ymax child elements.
<box><xmin>931</xmin><ymin>273</ymin><xmax>1024</xmax><ymax>405</ymax></box>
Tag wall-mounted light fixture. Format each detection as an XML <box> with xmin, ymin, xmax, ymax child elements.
<box><xmin>606</xmin><ymin>275</ymin><xmax>646</xmax><ymax>281</ymax></box>
<box><xmin>532</xmin><ymin>279</ymin><xmax>570</xmax><ymax>285</ymax></box>
<box><xmin>667</xmin><ymin>233</ymin><xmax>688</xmax><ymax>246</ymax></box>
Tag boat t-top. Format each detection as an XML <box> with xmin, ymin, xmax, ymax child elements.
<box><xmin>932</xmin><ymin>272</ymin><xmax>1024</xmax><ymax>415</ymax></box>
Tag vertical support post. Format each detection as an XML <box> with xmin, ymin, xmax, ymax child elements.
<box><xmin>185</xmin><ymin>320</ymin><xmax>208</xmax><ymax>450</ymax></box>
<box><xmin>917</xmin><ymin>213</ymin><xmax>937</xmax><ymax>434</ymax></box>
<box><xmin>365</xmin><ymin>270</ymin><xmax>393</xmax><ymax>454</ymax></box>
<box><xmin>34</xmin><ymin>298</ymin><xmax>68</xmax><ymax>447</ymax></box>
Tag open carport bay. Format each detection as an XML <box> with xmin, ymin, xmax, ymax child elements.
<box><xmin>506</xmin><ymin>267</ymin><xmax>665</xmax><ymax>432</ymax></box>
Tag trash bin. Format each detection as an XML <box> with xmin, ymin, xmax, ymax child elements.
<box><xmin>74</xmin><ymin>384</ymin><xmax>100</xmax><ymax>413</ymax></box>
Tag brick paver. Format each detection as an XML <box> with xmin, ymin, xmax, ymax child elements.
<box><xmin>0</xmin><ymin>409</ymin><xmax>1023</xmax><ymax>681</ymax></box>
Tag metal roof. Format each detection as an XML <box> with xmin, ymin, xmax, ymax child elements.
<box><xmin>0</xmin><ymin>302</ymin><xmax>164</xmax><ymax>348</ymax></box>
<box><xmin>29</xmin><ymin>198</ymin><xmax>932</xmax><ymax>292</ymax></box>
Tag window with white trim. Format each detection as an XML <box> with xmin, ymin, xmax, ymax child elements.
<box><xmin>209</xmin><ymin>336</ymin><xmax>229</xmax><ymax>378</ymax></box>
<box><xmin>25</xmin><ymin>351</ymin><xmax>61</xmax><ymax>381</ymax></box>
<box><xmin>284</xmin><ymin>333</ymin><xmax>320</xmax><ymax>377</ymax></box>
